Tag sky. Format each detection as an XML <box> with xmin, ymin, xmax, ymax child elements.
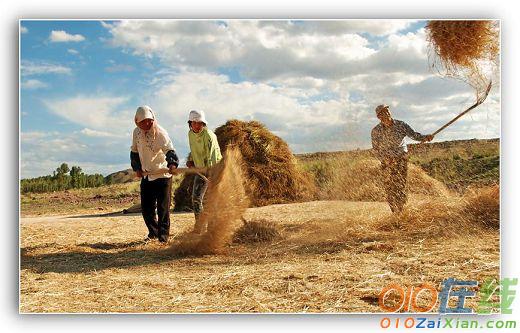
<box><xmin>19</xmin><ymin>20</ymin><xmax>500</xmax><ymax>178</ymax></box>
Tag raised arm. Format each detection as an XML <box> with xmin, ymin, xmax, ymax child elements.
<box><xmin>402</xmin><ymin>122</ymin><xmax>428</xmax><ymax>142</ymax></box>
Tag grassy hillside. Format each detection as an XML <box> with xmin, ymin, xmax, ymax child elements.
<box><xmin>297</xmin><ymin>138</ymin><xmax>499</xmax><ymax>193</ymax></box>
<box><xmin>407</xmin><ymin>138</ymin><xmax>499</xmax><ymax>191</ymax></box>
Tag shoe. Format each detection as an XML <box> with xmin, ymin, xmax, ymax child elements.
<box><xmin>158</xmin><ymin>235</ymin><xmax>169</xmax><ymax>243</ymax></box>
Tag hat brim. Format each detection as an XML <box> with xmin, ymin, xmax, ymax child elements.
<box><xmin>136</xmin><ymin>116</ymin><xmax>154</xmax><ymax>123</ymax></box>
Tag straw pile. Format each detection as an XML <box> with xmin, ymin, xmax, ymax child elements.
<box><xmin>216</xmin><ymin>120</ymin><xmax>316</xmax><ymax>206</ymax></box>
<box><xmin>174</xmin><ymin>120</ymin><xmax>316</xmax><ymax>209</ymax></box>
<box><xmin>315</xmin><ymin>158</ymin><xmax>451</xmax><ymax>201</ymax></box>
<box><xmin>170</xmin><ymin>147</ymin><xmax>250</xmax><ymax>255</ymax></box>
<box><xmin>461</xmin><ymin>184</ymin><xmax>499</xmax><ymax>229</ymax></box>
<box><xmin>233</xmin><ymin>219</ymin><xmax>280</xmax><ymax>243</ymax></box>
<box><xmin>425</xmin><ymin>20</ymin><xmax>499</xmax><ymax>96</ymax></box>
<box><xmin>378</xmin><ymin>185</ymin><xmax>499</xmax><ymax>236</ymax></box>
<box><xmin>173</xmin><ymin>175</ymin><xmax>195</xmax><ymax>212</ymax></box>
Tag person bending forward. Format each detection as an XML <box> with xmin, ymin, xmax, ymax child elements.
<box><xmin>186</xmin><ymin>110</ymin><xmax>222</xmax><ymax>233</ymax></box>
<box><xmin>130</xmin><ymin>105</ymin><xmax>179</xmax><ymax>243</ymax></box>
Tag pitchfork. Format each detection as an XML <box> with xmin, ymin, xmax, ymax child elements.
<box><xmin>428</xmin><ymin>80</ymin><xmax>493</xmax><ymax>138</ymax></box>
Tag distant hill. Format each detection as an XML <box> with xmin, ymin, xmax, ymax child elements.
<box><xmin>105</xmin><ymin>168</ymin><xmax>138</xmax><ymax>184</ymax></box>
<box><xmin>296</xmin><ymin>138</ymin><xmax>499</xmax><ymax>161</ymax></box>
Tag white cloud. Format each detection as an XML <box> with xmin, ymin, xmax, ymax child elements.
<box><xmin>387</xmin><ymin>28</ymin><xmax>427</xmax><ymax>54</ymax></box>
<box><xmin>105</xmin><ymin>20</ymin><xmax>382</xmax><ymax>81</ymax></box>
<box><xmin>261</xmin><ymin>20</ymin><xmax>417</xmax><ymax>37</ymax></box>
<box><xmin>103</xmin><ymin>20</ymin><xmax>435</xmax><ymax>84</ymax></box>
<box><xmin>20</xmin><ymin>26</ymin><xmax>28</xmax><ymax>34</ymax></box>
<box><xmin>21</xmin><ymin>79</ymin><xmax>48</xmax><ymax>89</ymax></box>
<box><xmin>49</xmin><ymin>30</ymin><xmax>85</xmax><ymax>42</ymax></box>
<box><xmin>145</xmin><ymin>71</ymin><xmax>374</xmax><ymax>156</ymax></box>
<box><xmin>43</xmin><ymin>96</ymin><xmax>133</xmax><ymax>132</ymax></box>
<box><xmin>21</xmin><ymin>130</ymin><xmax>130</xmax><ymax>178</ymax></box>
<box><xmin>80</xmin><ymin>128</ymin><xmax>123</xmax><ymax>138</ymax></box>
<box><xmin>21</xmin><ymin>131</ymin><xmax>59</xmax><ymax>142</ymax></box>
<box><xmin>67</xmin><ymin>48</ymin><xmax>79</xmax><ymax>55</ymax></box>
<box><xmin>21</xmin><ymin>60</ymin><xmax>72</xmax><ymax>76</ymax></box>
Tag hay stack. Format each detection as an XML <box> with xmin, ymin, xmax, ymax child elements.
<box><xmin>174</xmin><ymin>120</ymin><xmax>316</xmax><ymax>210</ymax></box>
<box><xmin>379</xmin><ymin>198</ymin><xmax>466</xmax><ymax>237</ymax></box>
<box><xmin>170</xmin><ymin>147</ymin><xmax>250</xmax><ymax>255</ymax></box>
<box><xmin>461</xmin><ymin>185</ymin><xmax>499</xmax><ymax>229</ymax></box>
<box><xmin>233</xmin><ymin>219</ymin><xmax>280</xmax><ymax>243</ymax></box>
<box><xmin>317</xmin><ymin>158</ymin><xmax>450</xmax><ymax>201</ymax></box>
<box><xmin>426</xmin><ymin>20</ymin><xmax>499</xmax><ymax>95</ymax></box>
<box><xmin>216</xmin><ymin>120</ymin><xmax>316</xmax><ymax>206</ymax></box>
<box><xmin>173</xmin><ymin>175</ymin><xmax>195</xmax><ymax>212</ymax></box>
<box><xmin>378</xmin><ymin>185</ymin><xmax>499</xmax><ymax>236</ymax></box>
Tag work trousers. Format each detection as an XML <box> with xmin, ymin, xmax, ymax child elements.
<box><xmin>381</xmin><ymin>155</ymin><xmax>408</xmax><ymax>213</ymax></box>
<box><xmin>192</xmin><ymin>174</ymin><xmax>209</xmax><ymax>216</ymax></box>
<box><xmin>140</xmin><ymin>177</ymin><xmax>172</xmax><ymax>241</ymax></box>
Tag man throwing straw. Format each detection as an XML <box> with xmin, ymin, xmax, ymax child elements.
<box><xmin>371</xmin><ymin>104</ymin><xmax>434</xmax><ymax>214</ymax></box>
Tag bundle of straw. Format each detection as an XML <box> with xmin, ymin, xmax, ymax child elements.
<box><xmin>174</xmin><ymin>120</ymin><xmax>316</xmax><ymax>209</ymax></box>
<box><xmin>426</xmin><ymin>20</ymin><xmax>499</xmax><ymax>96</ymax></box>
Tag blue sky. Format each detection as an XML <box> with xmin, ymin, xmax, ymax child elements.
<box><xmin>20</xmin><ymin>20</ymin><xmax>500</xmax><ymax>178</ymax></box>
<box><xmin>21</xmin><ymin>20</ymin><xmax>157</xmax><ymax>133</ymax></box>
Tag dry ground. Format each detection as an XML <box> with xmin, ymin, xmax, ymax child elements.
<box><xmin>20</xmin><ymin>199</ymin><xmax>499</xmax><ymax>313</ymax></box>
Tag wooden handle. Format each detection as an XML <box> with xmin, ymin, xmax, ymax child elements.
<box><xmin>141</xmin><ymin>167</ymin><xmax>209</xmax><ymax>182</ymax></box>
<box><xmin>432</xmin><ymin>81</ymin><xmax>492</xmax><ymax>137</ymax></box>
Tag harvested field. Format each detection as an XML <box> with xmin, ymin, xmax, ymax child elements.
<box><xmin>20</xmin><ymin>195</ymin><xmax>499</xmax><ymax>313</ymax></box>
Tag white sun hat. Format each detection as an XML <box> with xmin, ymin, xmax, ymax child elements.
<box><xmin>135</xmin><ymin>105</ymin><xmax>155</xmax><ymax>123</ymax></box>
<box><xmin>188</xmin><ymin>109</ymin><xmax>207</xmax><ymax>124</ymax></box>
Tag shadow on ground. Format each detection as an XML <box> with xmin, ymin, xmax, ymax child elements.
<box><xmin>21</xmin><ymin>245</ymin><xmax>176</xmax><ymax>274</ymax></box>
<box><xmin>20</xmin><ymin>225</ymin><xmax>393</xmax><ymax>274</ymax></box>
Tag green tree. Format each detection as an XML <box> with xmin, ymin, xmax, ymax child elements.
<box><xmin>56</xmin><ymin>163</ymin><xmax>70</xmax><ymax>176</ymax></box>
<box><xmin>21</xmin><ymin>163</ymin><xmax>108</xmax><ymax>194</ymax></box>
<box><xmin>70</xmin><ymin>166</ymin><xmax>83</xmax><ymax>188</ymax></box>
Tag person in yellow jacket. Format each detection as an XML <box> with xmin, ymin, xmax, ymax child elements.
<box><xmin>186</xmin><ymin>110</ymin><xmax>222</xmax><ymax>233</ymax></box>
